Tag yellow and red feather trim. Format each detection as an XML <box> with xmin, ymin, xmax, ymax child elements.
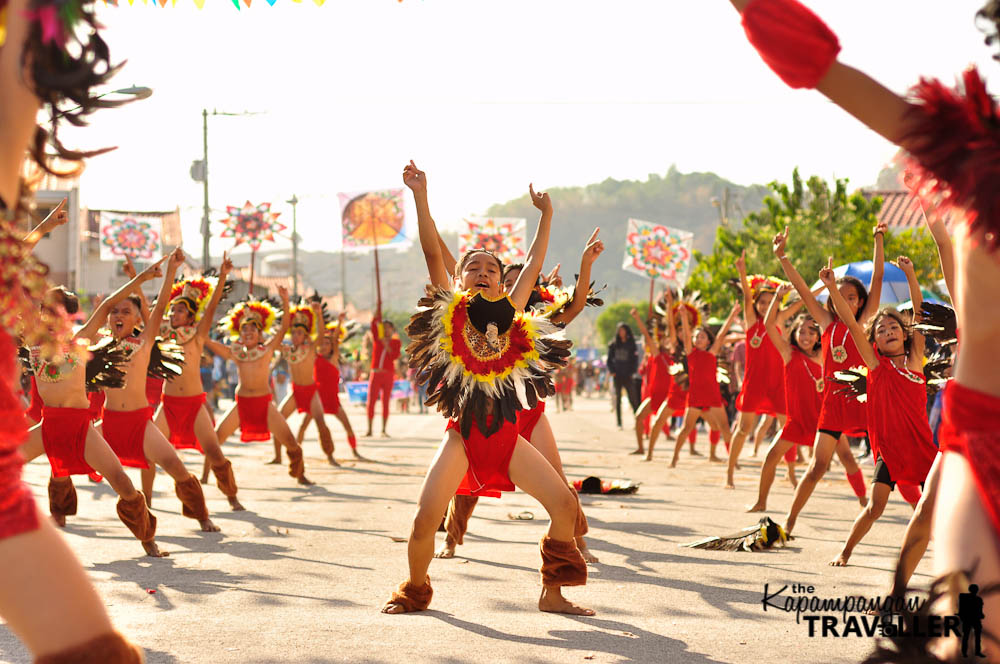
<box><xmin>287</xmin><ymin>303</ymin><xmax>319</xmax><ymax>338</ymax></box>
<box><xmin>440</xmin><ymin>290</ymin><xmax>539</xmax><ymax>384</ymax></box>
<box><xmin>169</xmin><ymin>276</ymin><xmax>218</xmax><ymax>321</ymax></box>
<box><xmin>219</xmin><ymin>299</ymin><xmax>279</xmax><ymax>340</ymax></box>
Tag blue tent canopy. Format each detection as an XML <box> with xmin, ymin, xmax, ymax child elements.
<box><xmin>810</xmin><ymin>260</ymin><xmax>912</xmax><ymax>305</ymax></box>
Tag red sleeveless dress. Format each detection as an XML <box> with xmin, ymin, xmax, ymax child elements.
<box><xmin>686</xmin><ymin>349</ymin><xmax>723</xmax><ymax>409</ymax></box>
<box><xmin>780</xmin><ymin>350</ymin><xmax>823</xmax><ymax>446</ymax></box>
<box><xmin>736</xmin><ymin>320</ymin><xmax>786</xmax><ymax>416</ymax></box>
<box><xmin>816</xmin><ymin>320</ymin><xmax>868</xmax><ymax>436</ymax></box>
<box><xmin>867</xmin><ymin>355</ymin><xmax>937</xmax><ymax>485</ymax></box>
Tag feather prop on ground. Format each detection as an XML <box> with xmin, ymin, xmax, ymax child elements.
<box><xmin>683</xmin><ymin>517</ymin><xmax>790</xmax><ymax>552</ymax></box>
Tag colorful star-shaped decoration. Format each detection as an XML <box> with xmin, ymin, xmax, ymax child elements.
<box><xmin>220</xmin><ymin>201</ymin><xmax>286</xmax><ymax>251</ymax></box>
<box><xmin>101</xmin><ymin>215</ymin><xmax>160</xmax><ymax>260</ymax></box>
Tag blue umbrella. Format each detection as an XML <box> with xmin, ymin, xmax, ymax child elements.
<box><xmin>810</xmin><ymin>260</ymin><xmax>911</xmax><ymax>305</ymax></box>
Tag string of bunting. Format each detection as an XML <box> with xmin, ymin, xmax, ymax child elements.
<box><xmin>100</xmin><ymin>0</ymin><xmax>405</xmax><ymax>7</ymax></box>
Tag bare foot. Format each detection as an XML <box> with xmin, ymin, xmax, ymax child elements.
<box><xmin>145</xmin><ymin>494</ymin><xmax>153</xmax><ymax>508</ymax></box>
<box><xmin>327</xmin><ymin>456</ymin><xmax>341</xmax><ymax>467</ymax></box>
<box><xmin>709</xmin><ymin>455</ymin><xmax>724</xmax><ymax>463</ymax></box>
<box><xmin>435</xmin><ymin>543</ymin><xmax>456</xmax><ymax>559</ymax></box>
<box><xmin>642</xmin><ymin>454</ymin><xmax>653</xmax><ymax>462</ymax></box>
<box><xmin>199</xmin><ymin>518</ymin><xmax>221</xmax><ymax>533</ymax></box>
<box><xmin>381</xmin><ymin>602</ymin><xmax>407</xmax><ymax>614</ymax></box>
<box><xmin>858</xmin><ymin>495</ymin><xmax>868</xmax><ymax>508</ymax></box>
<box><xmin>364</xmin><ymin>431</ymin><xmax>373</xmax><ymax>438</ymax></box>
<box><xmin>669</xmin><ymin>456</ymin><xmax>679</xmax><ymax>468</ymax></box>
<box><xmin>538</xmin><ymin>587</ymin><xmax>595</xmax><ymax>616</ymax></box>
<box><xmin>746</xmin><ymin>503</ymin><xmax>766</xmax><ymax>512</ymax></box>
<box><xmin>297</xmin><ymin>475</ymin><xmax>315</xmax><ymax>486</ymax></box>
<box><xmin>200</xmin><ymin>474</ymin><xmax>209</xmax><ymax>484</ymax></box>
<box><xmin>724</xmin><ymin>481</ymin><xmax>735</xmax><ymax>490</ymax></box>
<box><xmin>228</xmin><ymin>496</ymin><xmax>246</xmax><ymax>511</ymax></box>
<box><xmin>629</xmin><ymin>448</ymin><xmax>644</xmax><ymax>455</ymax></box>
<box><xmin>829</xmin><ymin>552</ymin><xmax>850</xmax><ymax>566</ymax></box>
<box><xmin>142</xmin><ymin>540</ymin><xmax>170</xmax><ymax>558</ymax></box>
<box><xmin>787</xmin><ymin>474</ymin><xmax>799</xmax><ymax>489</ymax></box>
<box><xmin>381</xmin><ymin>431</ymin><xmax>390</xmax><ymax>438</ymax></box>
<box><xmin>265</xmin><ymin>457</ymin><xmax>282</xmax><ymax>465</ymax></box>
<box><xmin>578</xmin><ymin>544</ymin><xmax>599</xmax><ymax>564</ymax></box>
<box><xmin>52</xmin><ymin>514</ymin><xmax>66</xmax><ymax>527</ymax></box>
<box><xmin>690</xmin><ymin>449</ymin><xmax>703</xmax><ymax>456</ymax></box>
<box><xmin>352</xmin><ymin>451</ymin><xmax>366</xmax><ymax>460</ymax></box>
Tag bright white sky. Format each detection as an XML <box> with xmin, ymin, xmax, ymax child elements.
<box><xmin>67</xmin><ymin>0</ymin><xmax>994</xmax><ymax>261</ymax></box>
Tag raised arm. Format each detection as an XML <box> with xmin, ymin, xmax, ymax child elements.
<box><xmin>204</xmin><ymin>337</ymin><xmax>233</xmax><ymax>362</ymax></box>
<box><xmin>764</xmin><ymin>285</ymin><xmax>793</xmax><ymax>363</ymax></box>
<box><xmin>728</xmin><ymin>0</ymin><xmax>918</xmax><ymax>148</ymax></box>
<box><xmin>735</xmin><ymin>250</ymin><xmax>756</xmax><ymax>328</ymax></box>
<box><xmin>859</xmin><ymin>222</ymin><xmax>887</xmax><ymax>323</ymax></box>
<box><xmin>709</xmin><ymin>302</ymin><xmax>741</xmax><ymax>355</ymax></box>
<box><xmin>629</xmin><ymin>307</ymin><xmax>655</xmax><ymax>351</ymax></box>
<box><xmin>921</xmin><ymin>205</ymin><xmax>956</xmax><ymax>308</ymax></box>
<box><xmin>403</xmin><ymin>160</ymin><xmax>450</xmax><ymax>289</ymax></box>
<box><xmin>121</xmin><ymin>255</ymin><xmax>151</xmax><ymax>323</ymax></box>
<box><xmin>509</xmin><ymin>184</ymin><xmax>552</xmax><ymax>311</ymax></box>
<box><xmin>265</xmin><ymin>286</ymin><xmax>292</xmax><ymax>354</ymax></box>
<box><xmin>551</xmin><ymin>228</ymin><xmax>603</xmax><ymax>326</ymax></box>
<box><xmin>773</xmin><ymin>225</ymin><xmax>833</xmax><ymax>330</ymax></box>
<box><xmin>820</xmin><ymin>258</ymin><xmax>878</xmax><ymax>370</ymax></box>
<box><xmin>77</xmin><ymin>256</ymin><xmax>166</xmax><ymax>342</ymax></box>
<box><xmin>309</xmin><ymin>297</ymin><xmax>324</xmax><ymax>341</ymax></box>
<box><xmin>678</xmin><ymin>296</ymin><xmax>694</xmax><ymax>356</ymax></box>
<box><xmin>141</xmin><ymin>248</ymin><xmax>184</xmax><ymax>345</ymax></box>
<box><xmin>22</xmin><ymin>198</ymin><xmax>67</xmax><ymax>250</ymax></box>
<box><xmin>896</xmin><ymin>255</ymin><xmax>926</xmax><ymax>369</ymax></box>
<box><xmin>198</xmin><ymin>252</ymin><xmax>233</xmax><ymax>337</ymax></box>
<box><xmin>663</xmin><ymin>289</ymin><xmax>678</xmax><ymax>351</ymax></box>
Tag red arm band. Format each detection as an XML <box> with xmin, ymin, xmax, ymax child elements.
<box><xmin>741</xmin><ymin>0</ymin><xmax>840</xmax><ymax>90</ymax></box>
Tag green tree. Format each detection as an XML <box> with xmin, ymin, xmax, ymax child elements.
<box><xmin>687</xmin><ymin>169</ymin><xmax>944</xmax><ymax>316</ymax></box>
<box><xmin>595</xmin><ymin>300</ymin><xmax>642</xmax><ymax>346</ymax></box>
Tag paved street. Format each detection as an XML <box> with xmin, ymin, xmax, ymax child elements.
<box><xmin>1</xmin><ymin>396</ymin><xmax>927</xmax><ymax>663</ymax></box>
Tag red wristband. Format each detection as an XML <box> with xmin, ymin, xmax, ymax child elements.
<box><xmin>741</xmin><ymin>0</ymin><xmax>841</xmax><ymax>89</ymax></box>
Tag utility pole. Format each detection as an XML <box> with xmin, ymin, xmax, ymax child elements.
<box><xmin>287</xmin><ymin>194</ymin><xmax>299</xmax><ymax>298</ymax></box>
<box><xmin>201</xmin><ymin>109</ymin><xmax>210</xmax><ymax>270</ymax></box>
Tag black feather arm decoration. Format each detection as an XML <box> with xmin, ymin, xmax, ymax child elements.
<box><xmin>17</xmin><ymin>345</ymin><xmax>30</xmax><ymax>374</ymax></box>
<box><xmin>85</xmin><ymin>337</ymin><xmax>129</xmax><ymax>391</ymax></box>
<box><xmin>406</xmin><ymin>286</ymin><xmax>571</xmax><ymax>439</ymax></box>
<box><xmin>831</xmin><ymin>366</ymin><xmax>869</xmax><ymax>402</ymax></box>
<box><xmin>148</xmin><ymin>338</ymin><xmax>184</xmax><ymax>379</ymax></box>
<box><xmin>913</xmin><ymin>302</ymin><xmax>957</xmax><ymax>344</ymax></box>
<box><xmin>923</xmin><ymin>346</ymin><xmax>954</xmax><ymax>396</ymax></box>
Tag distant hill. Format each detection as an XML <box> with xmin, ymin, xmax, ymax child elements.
<box><xmin>254</xmin><ymin>167</ymin><xmax>769</xmax><ymax>323</ymax></box>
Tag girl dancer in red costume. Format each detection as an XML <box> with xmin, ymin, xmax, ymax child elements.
<box><xmin>383</xmin><ymin>161</ymin><xmax>591</xmax><ymax>616</ymax></box>
<box><xmin>727</xmin><ymin>0</ymin><xmax>1000</xmax><ymax>654</ymax></box>
<box><xmin>823</xmin><ymin>255</ymin><xmax>935</xmax><ymax>567</ymax></box>
<box><xmin>0</xmin><ymin>0</ymin><xmax>144</xmax><ymax>655</ymax></box>
<box><xmin>629</xmin><ymin>304</ymin><xmax>673</xmax><ymax>457</ymax></box>
<box><xmin>667</xmin><ymin>298</ymin><xmax>740</xmax><ymax>467</ymax></box>
<box><xmin>726</xmin><ymin>251</ymin><xmax>794</xmax><ymax>488</ymax></box>
<box><xmin>771</xmin><ymin>224</ymin><xmax>879</xmax><ymax>532</ymax></box>
<box><xmin>436</xmin><ymin>228</ymin><xmax>604</xmax><ymax>563</ymax></box>
<box><xmin>746</xmin><ymin>285</ymin><xmax>822</xmax><ymax>512</ymax></box>
<box><xmin>295</xmin><ymin>314</ymin><xmax>362</xmax><ymax>460</ymax></box>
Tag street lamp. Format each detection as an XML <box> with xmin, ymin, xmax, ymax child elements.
<box><xmin>190</xmin><ymin>109</ymin><xmax>265</xmax><ymax>270</ymax></box>
<box><xmin>287</xmin><ymin>194</ymin><xmax>299</xmax><ymax>298</ymax></box>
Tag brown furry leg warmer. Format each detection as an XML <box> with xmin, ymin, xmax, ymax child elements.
<box><xmin>539</xmin><ymin>536</ymin><xmax>587</xmax><ymax>587</ymax></box>
<box><xmin>174</xmin><ymin>474</ymin><xmax>209</xmax><ymax>521</ymax></box>
<box><xmin>48</xmin><ymin>477</ymin><xmax>78</xmax><ymax>520</ymax></box>
<box><xmin>445</xmin><ymin>494</ymin><xmax>478</xmax><ymax>547</ymax></box>
<box><xmin>116</xmin><ymin>492</ymin><xmax>157</xmax><ymax>543</ymax></box>
<box><xmin>385</xmin><ymin>576</ymin><xmax>433</xmax><ymax>612</ymax></box>
<box><xmin>211</xmin><ymin>459</ymin><xmax>238</xmax><ymax>498</ymax></box>
<box><xmin>318</xmin><ymin>428</ymin><xmax>334</xmax><ymax>457</ymax></box>
<box><xmin>34</xmin><ymin>631</ymin><xmax>144</xmax><ymax>664</ymax></box>
<box><xmin>570</xmin><ymin>485</ymin><xmax>589</xmax><ymax>537</ymax></box>
<box><xmin>287</xmin><ymin>446</ymin><xmax>305</xmax><ymax>479</ymax></box>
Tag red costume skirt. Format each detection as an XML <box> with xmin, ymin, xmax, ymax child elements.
<box><xmin>939</xmin><ymin>380</ymin><xmax>1000</xmax><ymax>536</ymax></box>
<box><xmin>102</xmin><ymin>407</ymin><xmax>152</xmax><ymax>470</ymax></box>
<box><xmin>781</xmin><ymin>419</ymin><xmax>817</xmax><ymax>447</ymax></box>
<box><xmin>292</xmin><ymin>383</ymin><xmax>317</xmax><ymax>414</ymax></box>
<box><xmin>146</xmin><ymin>376</ymin><xmax>165</xmax><ymax>409</ymax></box>
<box><xmin>162</xmin><ymin>393</ymin><xmax>206</xmax><ymax>452</ymax></box>
<box><xmin>318</xmin><ymin>381</ymin><xmax>341</xmax><ymax>414</ymax></box>
<box><xmin>0</xmin><ymin>335</ymin><xmax>38</xmax><ymax>538</ymax></box>
<box><xmin>41</xmin><ymin>407</ymin><xmax>95</xmax><ymax>477</ymax></box>
<box><xmin>449</xmin><ymin>417</ymin><xmax>518</xmax><ymax>498</ymax></box>
<box><xmin>87</xmin><ymin>391</ymin><xmax>105</xmax><ymax>422</ymax></box>
<box><xmin>517</xmin><ymin>401</ymin><xmax>546</xmax><ymax>440</ymax></box>
<box><xmin>237</xmin><ymin>394</ymin><xmax>271</xmax><ymax>442</ymax></box>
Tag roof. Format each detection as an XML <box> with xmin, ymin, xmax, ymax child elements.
<box><xmin>231</xmin><ymin>267</ymin><xmax>295</xmax><ymax>294</ymax></box>
<box><xmin>864</xmin><ymin>189</ymin><xmax>952</xmax><ymax>231</ymax></box>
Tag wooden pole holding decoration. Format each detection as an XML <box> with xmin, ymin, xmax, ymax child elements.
<box><xmin>370</xmin><ymin>196</ymin><xmax>383</xmax><ymax>315</ymax></box>
<box><xmin>249</xmin><ymin>247</ymin><xmax>257</xmax><ymax>294</ymax></box>
<box><xmin>648</xmin><ymin>277</ymin><xmax>655</xmax><ymax>320</ymax></box>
